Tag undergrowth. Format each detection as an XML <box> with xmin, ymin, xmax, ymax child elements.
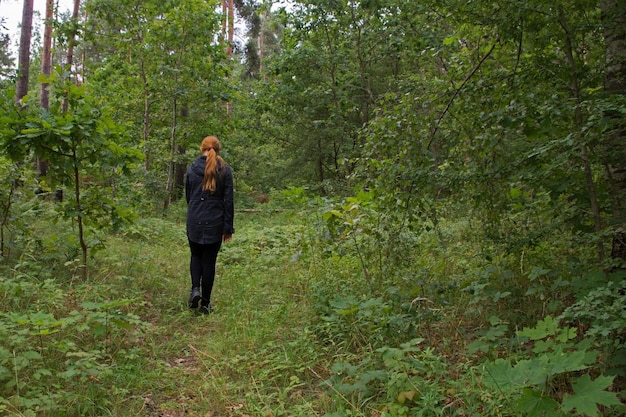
<box><xmin>0</xmin><ymin>195</ymin><xmax>624</xmax><ymax>416</ymax></box>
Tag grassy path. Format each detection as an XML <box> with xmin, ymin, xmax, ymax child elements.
<box><xmin>100</xmin><ymin>210</ymin><xmax>323</xmax><ymax>416</ymax></box>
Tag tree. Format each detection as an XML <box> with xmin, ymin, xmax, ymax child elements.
<box><xmin>37</xmin><ymin>0</ymin><xmax>55</xmax><ymax>178</ymax></box>
<box><xmin>40</xmin><ymin>0</ymin><xmax>54</xmax><ymax>109</ymax></box>
<box><xmin>252</xmin><ymin>0</ymin><xmax>400</xmax><ymax>189</ymax></box>
<box><xmin>62</xmin><ymin>0</ymin><xmax>81</xmax><ymax>112</ymax></box>
<box><xmin>2</xmin><ymin>74</ymin><xmax>141</xmax><ymax>278</ymax></box>
<box><xmin>85</xmin><ymin>0</ymin><xmax>230</xmax><ymax>209</ymax></box>
<box><xmin>0</xmin><ymin>17</ymin><xmax>13</xmax><ymax>79</ymax></box>
<box><xmin>15</xmin><ymin>0</ymin><xmax>34</xmax><ymax>105</ymax></box>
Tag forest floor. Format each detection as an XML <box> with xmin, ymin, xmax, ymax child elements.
<box><xmin>4</xmin><ymin>201</ymin><xmax>624</xmax><ymax>416</ymax></box>
<box><xmin>101</xmin><ymin>208</ymin><xmax>324</xmax><ymax>416</ymax></box>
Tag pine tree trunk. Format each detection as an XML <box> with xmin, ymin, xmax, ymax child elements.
<box><xmin>40</xmin><ymin>0</ymin><xmax>53</xmax><ymax>109</ymax></box>
<box><xmin>228</xmin><ymin>0</ymin><xmax>234</xmax><ymax>59</ymax></box>
<box><xmin>15</xmin><ymin>0</ymin><xmax>34</xmax><ymax>105</ymax></box>
<box><xmin>65</xmin><ymin>0</ymin><xmax>81</xmax><ymax>73</ymax></box>
<box><xmin>38</xmin><ymin>0</ymin><xmax>54</xmax><ymax>178</ymax></box>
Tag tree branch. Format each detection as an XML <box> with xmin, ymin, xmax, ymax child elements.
<box><xmin>427</xmin><ymin>41</ymin><xmax>498</xmax><ymax>150</ymax></box>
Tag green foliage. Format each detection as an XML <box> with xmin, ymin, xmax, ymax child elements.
<box><xmin>85</xmin><ymin>0</ymin><xmax>230</xmax><ymax>208</ymax></box>
<box><xmin>482</xmin><ymin>315</ymin><xmax>623</xmax><ymax>417</ymax></box>
<box><xmin>561</xmin><ymin>271</ymin><xmax>626</xmax><ymax>339</ymax></box>
<box><xmin>562</xmin><ymin>374</ymin><xmax>623</xmax><ymax>417</ymax></box>
<box><xmin>0</xmin><ymin>271</ymin><xmax>147</xmax><ymax>415</ymax></box>
<box><xmin>2</xmin><ymin>0</ymin><xmax>626</xmax><ymax>414</ymax></box>
<box><xmin>0</xmin><ymin>71</ymin><xmax>141</xmax><ymax>274</ymax></box>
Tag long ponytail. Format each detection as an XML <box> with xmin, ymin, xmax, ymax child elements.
<box><xmin>200</xmin><ymin>136</ymin><xmax>225</xmax><ymax>192</ymax></box>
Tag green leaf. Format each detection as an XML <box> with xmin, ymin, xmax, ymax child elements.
<box><xmin>323</xmin><ymin>210</ymin><xmax>343</xmax><ymax>220</ymax></box>
<box><xmin>109</xmin><ymin>318</ymin><xmax>133</xmax><ymax>329</ymax></box>
<box><xmin>443</xmin><ymin>35</ymin><xmax>457</xmax><ymax>46</ymax></box>
<box><xmin>517</xmin><ymin>389</ymin><xmax>561</xmax><ymax>417</ymax></box>
<box><xmin>562</xmin><ymin>374</ymin><xmax>622</xmax><ymax>417</ymax></box>
<box><xmin>483</xmin><ymin>359</ymin><xmax>529</xmax><ymax>393</ymax></box>
<box><xmin>517</xmin><ymin>315</ymin><xmax>559</xmax><ymax>340</ymax></box>
<box><xmin>21</xmin><ymin>351</ymin><xmax>42</xmax><ymax>360</ymax></box>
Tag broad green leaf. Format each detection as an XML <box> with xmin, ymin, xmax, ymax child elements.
<box><xmin>21</xmin><ymin>351</ymin><xmax>42</xmax><ymax>360</ymax></box>
<box><xmin>517</xmin><ymin>316</ymin><xmax>559</xmax><ymax>340</ymax></box>
<box><xmin>517</xmin><ymin>389</ymin><xmax>560</xmax><ymax>417</ymax></box>
<box><xmin>483</xmin><ymin>359</ymin><xmax>530</xmax><ymax>392</ymax></box>
<box><xmin>562</xmin><ymin>374</ymin><xmax>622</xmax><ymax>416</ymax></box>
<box><xmin>323</xmin><ymin>210</ymin><xmax>343</xmax><ymax>220</ymax></box>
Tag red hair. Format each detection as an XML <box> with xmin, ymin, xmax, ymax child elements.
<box><xmin>200</xmin><ymin>136</ymin><xmax>226</xmax><ymax>192</ymax></box>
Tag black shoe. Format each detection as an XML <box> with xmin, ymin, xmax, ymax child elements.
<box><xmin>188</xmin><ymin>287</ymin><xmax>201</xmax><ymax>309</ymax></box>
<box><xmin>199</xmin><ymin>304</ymin><xmax>215</xmax><ymax>315</ymax></box>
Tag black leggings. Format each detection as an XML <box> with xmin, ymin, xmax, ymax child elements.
<box><xmin>189</xmin><ymin>240</ymin><xmax>222</xmax><ymax>306</ymax></box>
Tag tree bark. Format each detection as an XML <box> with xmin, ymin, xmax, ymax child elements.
<box><xmin>65</xmin><ymin>0</ymin><xmax>81</xmax><ymax>74</ymax></box>
<box><xmin>40</xmin><ymin>0</ymin><xmax>54</xmax><ymax>109</ymax></box>
<box><xmin>61</xmin><ymin>0</ymin><xmax>81</xmax><ymax>113</ymax></box>
<box><xmin>222</xmin><ymin>0</ymin><xmax>227</xmax><ymax>42</ymax></box>
<box><xmin>226</xmin><ymin>0</ymin><xmax>234</xmax><ymax>114</ymax></box>
<box><xmin>15</xmin><ymin>0</ymin><xmax>34</xmax><ymax>106</ymax></box>
<box><xmin>600</xmin><ymin>0</ymin><xmax>626</xmax><ymax>265</ymax></box>
<box><xmin>38</xmin><ymin>0</ymin><xmax>55</xmax><ymax>178</ymax></box>
<box><xmin>228</xmin><ymin>0</ymin><xmax>234</xmax><ymax>59</ymax></box>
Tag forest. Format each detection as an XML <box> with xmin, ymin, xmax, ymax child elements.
<box><xmin>1</xmin><ymin>0</ymin><xmax>625</xmax><ymax>416</ymax></box>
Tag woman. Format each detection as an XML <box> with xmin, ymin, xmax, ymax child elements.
<box><xmin>185</xmin><ymin>136</ymin><xmax>234</xmax><ymax>314</ymax></box>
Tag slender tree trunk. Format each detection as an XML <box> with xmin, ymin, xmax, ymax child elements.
<box><xmin>140</xmin><ymin>54</ymin><xmax>151</xmax><ymax>170</ymax></box>
<box><xmin>65</xmin><ymin>0</ymin><xmax>81</xmax><ymax>74</ymax></box>
<box><xmin>226</xmin><ymin>0</ymin><xmax>234</xmax><ymax>114</ymax></box>
<box><xmin>37</xmin><ymin>0</ymin><xmax>55</xmax><ymax>178</ymax></box>
<box><xmin>558</xmin><ymin>9</ymin><xmax>606</xmax><ymax>262</ymax></box>
<box><xmin>15</xmin><ymin>0</ymin><xmax>34</xmax><ymax>105</ymax></box>
<box><xmin>164</xmin><ymin>22</ymin><xmax>190</xmax><ymax>209</ymax></box>
<box><xmin>1</xmin><ymin>186</ymin><xmax>14</xmax><ymax>258</ymax></box>
<box><xmin>173</xmin><ymin>103</ymin><xmax>189</xmax><ymax>201</ymax></box>
<box><xmin>62</xmin><ymin>0</ymin><xmax>81</xmax><ymax>112</ymax></box>
<box><xmin>317</xmin><ymin>137</ymin><xmax>324</xmax><ymax>185</ymax></box>
<box><xmin>73</xmin><ymin>149</ymin><xmax>87</xmax><ymax>278</ymax></box>
<box><xmin>164</xmin><ymin>98</ymin><xmax>178</xmax><ymax>211</ymax></box>
<box><xmin>80</xmin><ymin>6</ymin><xmax>88</xmax><ymax>84</ymax></box>
<box><xmin>600</xmin><ymin>0</ymin><xmax>626</xmax><ymax>265</ymax></box>
<box><xmin>222</xmin><ymin>0</ymin><xmax>227</xmax><ymax>41</ymax></box>
<box><xmin>258</xmin><ymin>11</ymin><xmax>264</xmax><ymax>76</ymax></box>
<box><xmin>228</xmin><ymin>0</ymin><xmax>234</xmax><ymax>59</ymax></box>
<box><xmin>40</xmin><ymin>0</ymin><xmax>53</xmax><ymax>109</ymax></box>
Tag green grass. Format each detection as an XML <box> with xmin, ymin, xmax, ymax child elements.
<box><xmin>1</xmin><ymin>201</ymin><xmax>624</xmax><ymax>416</ymax></box>
<box><xmin>85</xmin><ymin>210</ymin><xmax>321</xmax><ymax>416</ymax></box>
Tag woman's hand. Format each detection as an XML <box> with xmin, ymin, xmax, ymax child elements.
<box><xmin>223</xmin><ymin>234</ymin><xmax>232</xmax><ymax>243</ymax></box>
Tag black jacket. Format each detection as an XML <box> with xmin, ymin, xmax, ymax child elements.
<box><xmin>185</xmin><ymin>155</ymin><xmax>234</xmax><ymax>244</ymax></box>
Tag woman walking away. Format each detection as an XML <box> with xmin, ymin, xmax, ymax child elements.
<box><xmin>185</xmin><ymin>136</ymin><xmax>234</xmax><ymax>314</ymax></box>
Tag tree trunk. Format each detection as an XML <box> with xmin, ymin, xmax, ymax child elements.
<box><xmin>73</xmin><ymin>149</ymin><xmax>88</xmax><ymax>279</ymax></box>
<box><xmin>600</xmin><ymin>0</ymin><xmax>626</xmax><ymax>265</ymax></box>
<box><xmin>65</xmin><ymin>0</ymin><xmax>81</xmax><ymax>74</ymax></box>
<box><xmin>38</xmin><ymin>0</ymin><xmax>54</xmax><ymax>178</ymax></box>
<box><xmin>222</xmin><ymin>0</ymin><xmax>227</xmax><ymax>42</ymax></box>
<box><xmin>40</xmin><ymin>0</ymin><xmax>53</xmax><ymax>109</ymax></box>
<box><xmin>173</xmin><ymin>103</ymin><xmax>189</xmax><ymax>201</ymax></box>
<box><xmin>140</xmin><ymin>51</ymin><xmax>152</xmax><ymax>170</ymax></box>
<box><xmin>226</xmin><ymin>0</ymin><xmax>234</xmax><ymax>114</ymax></box>
<box><xmin>15</xmin><ymin>0</ymin><xmax>34</xmax><ymax>106</ymax></box>
<box><xmin>558</xmin><ymin>8</ymin><xmax>606</xmax><ymax>262</ymax></box>
<box><xmin>228</xmin><ymin>0</ymin><xmax>234</xmax><ymax>59</ymax></box>
<box><xmin>62</xmin><ymin>0</ymin><xmax>81</xmax><ymax>112</ymax></box>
